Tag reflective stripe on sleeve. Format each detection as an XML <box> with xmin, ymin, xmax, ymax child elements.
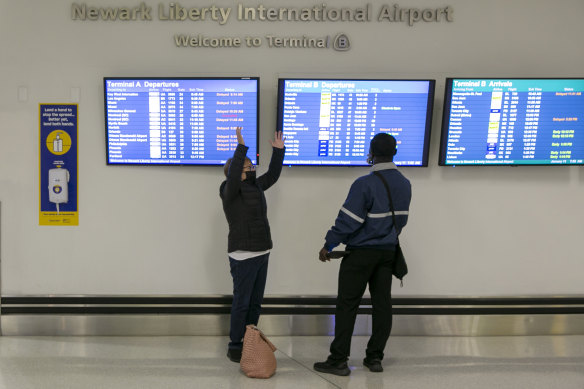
<box><xmin>367</xmin><ymin>210</ymin><xmax>409</xmax><ymax>218</ymax></box>
<box><xmin>340</xmin><ymin>207</ymin><xmax>365</xmax><ymax>223</ymax></box>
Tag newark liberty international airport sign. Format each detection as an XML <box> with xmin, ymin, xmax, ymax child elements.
<box><xmin>71</xmin><ymin>3</ymin><xmax>454</xmax><ymax>51</ymax></box>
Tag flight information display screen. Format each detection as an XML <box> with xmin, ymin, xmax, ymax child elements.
<box><xmin>277</xmin><ymin>79</ymin><xmax>435</xmax><ymax>166</ymax></box>
<box><xmin>439</xmin><ymin>78</ymin><xmax>584</xmax><ymax>165</ymax></box>
<box><xmin>104</xmin><ymin>77</ymin><xmax>259</xmax><ymax>165</ymax></box>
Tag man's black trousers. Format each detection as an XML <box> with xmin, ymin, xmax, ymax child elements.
<box><xmin>329</xmin><ymin>248</ymin><xmax>395</xmax><ymax>362</ymax></box>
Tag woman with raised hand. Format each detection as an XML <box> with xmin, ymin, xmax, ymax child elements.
<box><xmin>219</xmin><ymin>126</ymin><xmax>285</xmax><ymax>363</ymax></box>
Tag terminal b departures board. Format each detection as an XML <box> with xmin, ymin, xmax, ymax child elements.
<box><xmin>104</xmin><ymin>78</ymin><xmax>259</xmax><ymax>165</ymax></box>
<box><xmin>440</xmin><ymin>79</ymin><xmax>584</xmax><ymax>166</ymax></box>
<box><xmin>277</xmin><ymin>79</ymin><xmax>435</xmax><ymax>166</ymax></box>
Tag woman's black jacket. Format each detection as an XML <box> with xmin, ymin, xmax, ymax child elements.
<box><xmin>219</xmin><ymin>144</ymin><xmax>285</xmax><ymax>253</ymax></box>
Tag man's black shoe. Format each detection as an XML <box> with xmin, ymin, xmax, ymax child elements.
<box><xmin>363</xmin><ymin>358</ymin><xmax>383</xmax><ymax>372</ymax></box>
<box><xmin>313</xmin><ymin>360</ymin><xmax>351</xmax><ymax>376</ymax></box>
<box><xmin>227</xmin><ymin>348</ymin><xmax>242</xmax><ymax>363</ymax></box>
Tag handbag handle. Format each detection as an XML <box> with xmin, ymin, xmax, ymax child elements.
<box><xmin>248</xmin><ymin>325</ymin><xmax>277</xmax><ymax>352</ymax></box>
<box><xmin>373</xmin><ymin>171</ymin><xmax>400</xmax><ymax>242</ymax></box>
<box><xmin>259</xmin><ymin>330</ymin><xmax>277</xmax><ymax>352</ymax></box>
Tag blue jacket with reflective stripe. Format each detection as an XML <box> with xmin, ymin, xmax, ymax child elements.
<box><xmin>324</xmin><ymin>163</ymin><xmax>411</xmax><ymax>251</ymax></box>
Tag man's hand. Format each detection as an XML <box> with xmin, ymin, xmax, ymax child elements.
<box><xmin>270</xmin><ymin>131</ymin><xmax>285</xmax><ymax>149</ymax></box>
<box><xmin>319</xmin><ymin>247</ymin><xmax>330</xmax><ymax>262</ymax></box>
<box><xmin>236</xmin><ymin>127</ymin><xmax>245</xmax><ymax>145</ymax></box>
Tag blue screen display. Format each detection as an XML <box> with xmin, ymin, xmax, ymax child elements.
<box><xmin>440</xmin><ymin>78</ymin><xmax>584</xmax><ymax>165</ymax></box>
<box><xmin>104</xmin><ymin>77</ymin><xmax>259</xmax><ymax>165</ymax></box>
<box><xmin>277</xmin><ymin>79</ymin><xmax>435</xmax><ymax>166</ymax></box>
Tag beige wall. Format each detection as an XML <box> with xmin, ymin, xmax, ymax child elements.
<box><xmin>1</xmin><ymin>0</ymin><xmax>583</xmax><ymax>296</ymax></box>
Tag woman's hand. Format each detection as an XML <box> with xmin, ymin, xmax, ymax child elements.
<box><xmin>236</xmin><ymin>127</ymin><xmax>245</xmax><ymax>145</ymax></box>
<box><xmin>270</xmin><ymin>131</ymin><xmax>285</xmax><ymax>149</ymax></box>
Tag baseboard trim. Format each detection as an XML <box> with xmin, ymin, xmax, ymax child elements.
<box><xmin>2</xmin><ymin>295</ymin><xmax>583</xmax><ymax>336</ymax></box>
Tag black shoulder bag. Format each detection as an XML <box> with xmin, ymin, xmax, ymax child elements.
<box><xmin>373</xmin><ymin>171</ymin><xmax>408</xmax><ymax>286</ymax></box>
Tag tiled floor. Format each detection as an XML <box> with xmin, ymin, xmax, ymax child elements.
<box><xmin>0</xmin><ymin>335</ymin><xmax>583</xmax><ymax>388</ymax></box>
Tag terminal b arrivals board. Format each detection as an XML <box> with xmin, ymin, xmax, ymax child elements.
<box><xmin>440</xmin><ymin>79</ymin><xmax>584</xmax><ymax>165</ymax></box>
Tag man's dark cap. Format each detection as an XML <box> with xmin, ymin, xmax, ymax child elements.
<box><xmin>370</xmin><ymin>133</ymin><xmax>397</xmax><ymax>156</ymax></box>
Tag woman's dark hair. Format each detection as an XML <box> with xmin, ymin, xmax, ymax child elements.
<box><xmin>223</xmin><ymin>157</ymin><xmax>252</xmax><ymax>177</ymax></box>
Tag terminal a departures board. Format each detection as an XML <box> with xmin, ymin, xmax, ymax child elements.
<box><xmin>104</xmin><ymin>77</ymin><xmax>259</xmax><ymax>166</ymax></box>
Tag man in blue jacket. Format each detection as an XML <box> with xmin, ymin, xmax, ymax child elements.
<box><xmin>314</xmin><ymin>133</ymin><xmax>411</xmax><ymax>376</ymax></box>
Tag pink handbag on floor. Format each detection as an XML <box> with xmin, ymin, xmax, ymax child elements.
<box><xmin>240</xmin><ymin>325</ymin><xmax>277</xmax><ymax>378</ymax></box>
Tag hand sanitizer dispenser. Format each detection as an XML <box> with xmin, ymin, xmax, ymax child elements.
<box><xmin>48</xmin><ymin>168</ymin><xmax>69</xmax><ymax>214</ymax></box>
